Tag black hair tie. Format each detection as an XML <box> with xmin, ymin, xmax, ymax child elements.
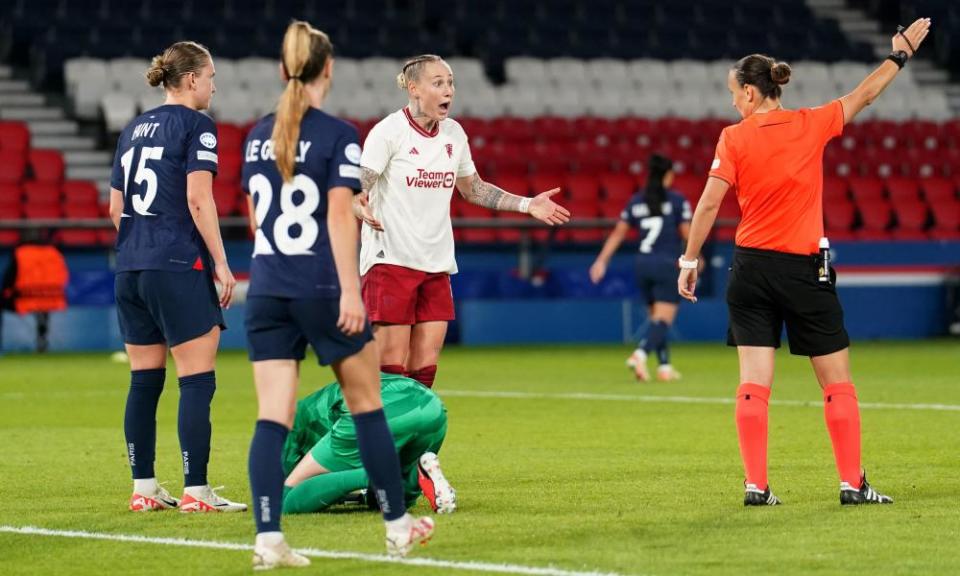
<box><xmin>896</xmin><ymin>25</ymin><xmax>916</xmax><ymax>54</ymax></box>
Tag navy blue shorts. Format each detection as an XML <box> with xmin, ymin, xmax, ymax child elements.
<box><xmin>245</xmin><ymin>296</ymin><xmax>374</xmax><ymax>366</ymax></box>
<box><xmin>635</xmin><ymin>257</ymin><xmax>680</xmax><ymax>305</ymax></box>
<box><xmin>116</xmin><ymin>270</ymin><xmax>225</xmax><ymax>347</ymax></box>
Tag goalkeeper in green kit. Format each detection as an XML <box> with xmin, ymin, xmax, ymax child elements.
<box><xmin>281</xmin><ymin>373</ymin><xmax>456</xmax><ymax>515</ymax></box>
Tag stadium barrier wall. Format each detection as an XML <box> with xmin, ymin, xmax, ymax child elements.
<box><xmin>0</xmin><ymin>241</ymin><xmax>956</xmax><ymax>352</ymax></box>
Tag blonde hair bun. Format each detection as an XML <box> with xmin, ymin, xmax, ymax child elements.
<box><xmin>396</xmin><ymin>71</ymin><xmax>407</xmax><ymax>90</ymax></box>
<box><xmin>146</xmin><ymin>55</ymin><xmax>166</xmax><ymax>87</ymax></box>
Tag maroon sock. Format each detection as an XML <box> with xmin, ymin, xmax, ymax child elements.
<box><xmin>380</xmin><ymin>364</ymin><xmax>406</xmax><ymax>377</ymax></box>
<box><xmin>408</xmin><ymin>365</ymin><xmax>437</xmax><ymax>388</ymax></box>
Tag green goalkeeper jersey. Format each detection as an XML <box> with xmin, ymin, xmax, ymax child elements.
<box><xmin>281</xmin><ymin>373</ymin><xmax>441</xmax><ymax>475</ymax></box>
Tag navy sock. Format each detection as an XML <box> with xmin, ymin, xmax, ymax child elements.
<box><xmin>248</xmin><ymin>419</ymin><xmax>288</xmax><ymax>534</ymax></box>
<box><xmin>657</xmin><ymin>323</ymin><xmax>671</xmax><ymax>365</ymax></box>
<box><xmin>353</xmin><ymin>408</ymin><xmax>407</xmax><ymax>521</ymax></box>
<box><xmin>178</xmin><ymin>371</ymin><xmax>216</xmax><ymax>487</ymax></box>
<box><xmin>124</xmin><ymin>368</ymin><xmax>166</xmax><ymax>479</ymax></box>
<box><xmin>643</xmin><ymin>320</ymin><xmax>669</xmax><ymax>354</ymax></box>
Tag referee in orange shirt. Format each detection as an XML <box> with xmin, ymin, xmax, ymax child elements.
<box><xmin>678</xmin><ymin>18</ymin><xmax>931</xmax><ymax>506</ymax></box>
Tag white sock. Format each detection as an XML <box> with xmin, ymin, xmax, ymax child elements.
<box><xmin>385</xmin><ymin>513</ymin><xmax>412</xmax><ymax>533</ymax></box>
<box><xmin>183</xmin><ymin>485</ymin><xmax>208</xmax><ymax>498</ymax></box>
<box><xmin>133</xmin><ymin>478</ymin><xmax>158</xmax><ymax>495</ymax></box>
<box><xmin>256</xmin><ymin>531</ymin><xmax>285</xmax><ymax>548</ymax></box>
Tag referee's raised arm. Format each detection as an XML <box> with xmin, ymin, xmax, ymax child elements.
<box><xmin>838</xmin><ymin>18</ymin><xmax>931</xmax><ymax>125</ymax></box>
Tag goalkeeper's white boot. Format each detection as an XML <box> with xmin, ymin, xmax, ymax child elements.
<box><xmin>418</xmin><ymin>452</ymin><xmax>457</xmax><ymax>514</ymax></box>
<box><xmin>129</xmin><ymin>483</ymin><xmax>179</xmax><ymax>512</ymax></box>
<box><xmin>180</xmin><ymin>485</ymin><xmax>248</xmax><ymax>513</ymax></box>
<box><xmin>385</xmin><ymin>514</ymin><xmax>435</xmax><ymax>557</ymax></box>
<box><xmin>252</xmin><ymin>533</ymin><xmax>310</xmax><ymax>571</ymax></box>
<box><xmin>626</xmin><ymin>349</ymin><xmax>650</xmax><ymax>381</ymax></box>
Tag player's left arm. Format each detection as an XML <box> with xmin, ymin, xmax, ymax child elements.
<box><xmin>108</xmin><ymin>188</ymin><xmax>124</xmax><ymax>230</ymax></box>
<box><xmin>455</xmin><ymin>173</ymin><xmax>571</xmax><ymax>225</ymax></box>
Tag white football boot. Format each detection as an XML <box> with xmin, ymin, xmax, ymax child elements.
<box><xmin>417</xmin><ymin>452</ymin><xmax>457</xmax><ymax>514</ymax></box>
<box><xmin>179</xmin><ymin>485</ymin><xmax>248</xmax><ymax>513</ymax></box>
<box><xmin>385</xmin><ymin>514</ymin><xmax>435</xmax><ymax>557</ymax></box>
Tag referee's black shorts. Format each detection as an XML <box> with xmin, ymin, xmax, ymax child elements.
<box><xmin>726</xmin><ymin>246</ymin><xmax>850</xmax><ymax>357</ymax></box>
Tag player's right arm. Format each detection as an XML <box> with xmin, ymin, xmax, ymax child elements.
<box><xmin>590</xmin><ymin>221</ymin><xmax>630</xmax><ymax>284</ymax></box>
<box><xmin>838</xmin><ymin>18</ymin><xmax>930</xmax><ymax>125</ymax></box>
<box><xmin>108</xmin><ymin>188</ymin><xmax>124</xmax><ymax>230</ymax></box>
<box><xmin>352</xmin><ymin>167</ymin><xmax>383</xmax><ymax>231</ymax></box>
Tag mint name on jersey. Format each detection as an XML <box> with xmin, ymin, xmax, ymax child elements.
<box><xmin>245</xmin><ymin>139</ymin><xmax>313</xmax><ymax>163</ymax></box>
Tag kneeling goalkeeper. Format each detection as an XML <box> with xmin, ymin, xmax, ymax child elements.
<box><xmin>282</xmin><ymin>373</ymin><xmax>456</xmax><ymax>514</ymax></box>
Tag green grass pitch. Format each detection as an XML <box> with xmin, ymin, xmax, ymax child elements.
<box><xmin>1</xmin><ymin>341</ymin><xmax>958</xmax><ymax>575</ymax></box>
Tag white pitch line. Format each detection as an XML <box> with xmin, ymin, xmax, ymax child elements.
<box><xmin>0</xmin><ymin>526</ymin><xmax>632</xmax><ymax>576</ymax></box>
<box><xmin>438</xmin><ymin>389</ymin><xmax>960</xmax><ymax>412</ymax></box>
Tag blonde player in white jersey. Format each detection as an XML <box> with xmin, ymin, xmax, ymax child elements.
<box><xmin>353</xmin><ymin>54</ymin><xmax>570</xmax><ymax>388</ymax></box>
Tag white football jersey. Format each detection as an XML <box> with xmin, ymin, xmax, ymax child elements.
<box><xmin>359</xmin><ymin>108</ymin><xmax>476</xmax><ymax>275</ymax></box>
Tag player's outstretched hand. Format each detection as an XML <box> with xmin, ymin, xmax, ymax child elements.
<box><xmin>215</xmin><ymin>260</ymin><xmax>236</xmax><ymax>309</ymax></box>
<box><xmin>529</xmin><ymin>188</ymin><xmax>571</xmax><ymax>226</ymax></box>
<box><xmin>678</xmin><ymin>267</ymin><xmax>698</xmax><ymax>303</ymax></box>
<box><xmin>893</xmin><ymin>18</ymin><xmax>931</xmax><ymax>57</ymax></box>
<box><xmin>355</xmin><ymin>192</ymin><xmax>383</xmax><ymax>231</ymax></box>
<box><xmin>338</xmin><ymin>290</ymin><xmax>366</xmax><ymax>336</ymax></box>
<box><xmin>589</xmin><ymin>260</ymin><xmax>607</xmax><ymax>285</ymax></box>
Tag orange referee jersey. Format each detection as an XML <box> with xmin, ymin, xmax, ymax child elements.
<box><xmin>709</xmin><ymin>99</ymin><xmax>845</xmax><ymax>255</ymax></box>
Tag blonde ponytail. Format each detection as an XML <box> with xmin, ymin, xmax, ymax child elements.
<box><xmin>271</xmin><ymin>21</ymin><xmax>333</xmax><ymax>183</ymax></box>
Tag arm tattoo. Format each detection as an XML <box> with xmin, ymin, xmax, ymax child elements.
<box><xmin>360</xmin><ymin>167</ymin><xmax>379</xmax><ymax>194</ymax></box>
<box><xmin>463</xmin><ymin>176</ymin><xmax>526</xmax><ymax>212</ymax></box>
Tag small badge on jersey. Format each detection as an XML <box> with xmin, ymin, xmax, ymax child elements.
<box><xmin>344</xmin><ymin>143</ymin><xmax>361</xmax><ymax>164</ymax></box>
<box><xmin>197</xmin><ymin>151</ymin><xmax>218</xmax><ymax>163</ymax></box>
<box><xmin>340</xmin><ymin>164</ymin><xmax>361</xmax><ymax>179</ymax></box>
<box><xmin>199</xmin><ymin>132</ymin><xmax>217</xmax><ymax>149</ymax></box>
<box><xmin>445</xmin><ymin>143</ymin><xmax>453</xmax><ymax>158</ymax></box>
<box><xmin>711</xmin><ymin>158</ymin><xmax>720</xmax><ymax>170</ymax></box>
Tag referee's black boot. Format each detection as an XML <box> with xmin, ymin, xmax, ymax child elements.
<box><xmin>744</xmin><ymin>482</ymin><xmax>781</xmax><ymax>506</ymax></box>
<box><xmin>840</xmin><ymin>472</ymin><xmax>893</xmax><ymax>505</ymax></box>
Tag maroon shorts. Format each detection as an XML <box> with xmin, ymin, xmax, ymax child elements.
<box><xmin>361</xmin><ymin>264</ymin><xmax>455</xmax><ymax>325</ymax></box>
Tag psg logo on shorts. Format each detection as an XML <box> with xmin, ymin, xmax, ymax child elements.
<box><xmin>445</xmin><ymin>143</ymin><xmax>453</xmax><ymax>158</ymax></box>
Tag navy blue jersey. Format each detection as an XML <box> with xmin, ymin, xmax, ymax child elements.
<box><xmin>620</xmin><ymin>189</ymin><xmax>692</xmax><ymax>258</ymax></box>
<box><xmin>241</xmin><ymin>109</ymin><xmax>362</xmax><ymax>299</ymax></box>
<box><xmin>110</xmin><ymin>105</ymin><xmax>219</xmax><ymax>272</ymax></box>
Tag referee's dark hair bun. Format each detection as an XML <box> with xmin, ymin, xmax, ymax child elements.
<box><xmin>733</xmin><ymin>54</ymin><xmax>789</xmax><ymax>100</ymax></box>
<box><xmin>771</xmin><ymin>62</ymin><xmax>791</xmax><ymax>85</ymax></box>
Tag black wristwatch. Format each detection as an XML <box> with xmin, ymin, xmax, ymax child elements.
<box><xmin>887</xmin><ymin>50</ymin><xmax>909</xmax><ymax>69</ymax></box>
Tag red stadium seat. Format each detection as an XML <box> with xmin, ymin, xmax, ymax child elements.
<box><xmin>58</xmin><ymin>203</ymin><xmax>102</xmax><ymax>246</ymax></box>
<box><xmin>903</xmin><ymin>120</ymin><xmax>942</xmax><ymax>150</ymax></box>
<box><xmin>0</xmin><ymin>202</ymin><xmax>22</xmax><ymax>246</ymax></box>
<box><xmin>903</xmin><ymin>148</ymin><xmax>941</xmax><ymax>178</ymax></box>
<box><xmin>824</xmin><ymin>199</ymin><xmax>856</xmax><ymax>233</ymax></box>
<box><xmin>23</xmin><ymin>182</ymin><xmax>61</xmax><ymax>204</ymax></box>
<box><xmin>856</xmin><ymin>199</ymin><xmax>892</xmax><ymax>240</ymax></box>
<box><xmin>62</xmin><ymin>181</ymin><xmax>99</xmax><ymax>205</ymax></box>
<box><xmin>848</xmin><ymin>176</ymin><xmax>885</xmax><ymax>203</ymax></box>
<box><xmin>564</xmin><ymin>174</ymin><xmax>601</xmax><ymax>201</ymax></box>
<box><xmin>0</xmin><ymin>121</ymin><xmax>30</xmax><ymax>152</ymax></box>
<box><xmin>922</xmin><ymin>177</ymin><xmax>957</xmax><ymax>203</ymax></box>
<box><xmin>216</xmin><ymin>123</ymin><xmax>245</xmax><ymax>152</ymax></box>
<box><xmin>0</xmin><ymin>183</ymin><xmax>21</xmax><ymax>208</ymax></box>
<box><xmin>860</xmin><ymin>148</ymin><xmax>902</xmax><ymax>178</ymax></box>
<box><xmin>23</xmin><ymin>203</ymin><xmax>62</xmax><ymax>219</ymax></box>
<box><xmin>489</xmin><ymin>117</ymin><xmax>533</xmax><ymax>146</ymax></box>
<box><xmin>531</xmin><ymin>117</ymin><xmax>574</xmax><ymax>141</ymax></box>
<box><xmin>213</xmin><ymin>181</ymin><xmax>240</xmax><ymax>216</ymax></box>
<box><xmin>671</xmin><ymin>173</ymin><xmax>703</xmax><ymax>204</ymax></box>
<box><xmin>98</xmin><ymin>228</ymin><xmax>118</xmax><ymax>246</ymax></box>
<box><xmin>217</xmin><ymin>149</ymin><xmax>243</xmax><ymax>183</ymax></box>
<box><xmin>0</xmin><ymin>151</ymin><xmax>27</xmax><ymax>183</ymax></box>
<box><xmin>930</xmin><ymin>199</ymin><xmax>960</xmax><ymax>240</ymax></box>
<box><xmin>892</xmin><ymin>199</ymin><xmax>929</xmax><ymax>233</ymax></box>
<box><xmin>600</xmin><ymin>172</ymin><xmax>637</xmax><ymax>205</ymax></box>
<box><xmin>885</xmin><ymin>177</ymin><xmax>920</xmax><ymax>202</ymax></box>
<box><xmin>822</xmin><ymin>177</ymin><xmax>849</xmax><ymax>202</ymax></box>
<box><xmin>563</xmin><ymin>200</ymin><xmax>604</xmax><ymax>243</ymax></box>
<box><xmin>527</xmin><ymin>174</ymin><xmax>557</xmax><ymax>198</ymax></box>
<box><xmin>28</xmin><ymin>149</ymin><xmax>65</xmax><ymax>183</ymax></box>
